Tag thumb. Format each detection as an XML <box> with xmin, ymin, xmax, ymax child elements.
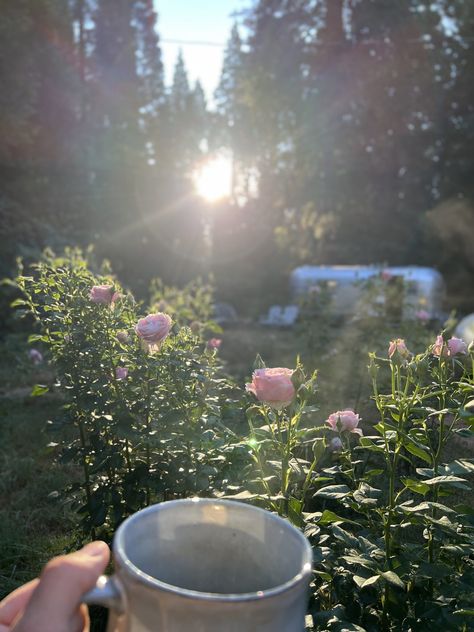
<box><xmin>13</xmin><ymin>541</ymin><xmax>110</xmax><ymax>632</ymax></box>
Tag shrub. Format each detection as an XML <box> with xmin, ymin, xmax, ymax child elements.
<box><xmin>10</xmin><ymin>248</ymin><xmax>240</xmax><ymax>539</ymax></box>
<box><xmin>230</xmin><ymin>342</ymin><xmax>474</xmax><ymax>631</ymax></box>
<box><xmin>8</xmin><ymin>249</ymin><xmax>474</xmax><ymax>630</ymax></box>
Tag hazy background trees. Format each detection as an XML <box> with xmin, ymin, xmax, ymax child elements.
<box><xmin>1</xmin><ymin>0</ymin><xmax>473</xmax><ymax>311</ymax></box>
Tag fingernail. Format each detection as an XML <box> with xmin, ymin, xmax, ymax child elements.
<box><xmin>82</xmin><ymin>541</ymin><xmax>108</xmax><ymax>557</ymax></box>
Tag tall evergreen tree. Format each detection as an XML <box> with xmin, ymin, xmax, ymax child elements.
<box><xmin>166</xmin><ymin>50</ymin><xmax>203</xmax><ymax>173</ymax></box>
<box><xmin>132</xmin><ymin>0</ymin><xmax>166</xmax><ymax>159</ymax></box>
<box><xmin>0</xmin><ymin>0</ymin><xmax>81</xmax><ymax>272</ymax></box>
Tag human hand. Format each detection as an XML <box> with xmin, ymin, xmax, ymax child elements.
<box><xmin>0</xmin><ymin>541</ymin><xmax>110</xmax><ymax>632</ymax></box>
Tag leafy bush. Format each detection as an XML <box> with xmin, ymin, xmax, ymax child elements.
<box><xmin>149</xmin><ymin>276</ymin><xmax>218</xmax><ymax>331</ymax></box>
<box><xmin>8</xmin><ymin>249</ymin><xmax>474</xmax><ymax>630</ymax></box>
<box><xmin>232</xmin><ymin>342</ymin><xmax>474</xmax><ymax>631</ymax></box>
<box><xmin>10</xmin><ymin>248</ymin><xmax>240</xmax><ymax>538</ymax></box>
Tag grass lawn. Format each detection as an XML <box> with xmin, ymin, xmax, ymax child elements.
<box><xmin>0</xmin><ymin>395</ymin><xmax>76</xmax><ymax>596</ymax></box>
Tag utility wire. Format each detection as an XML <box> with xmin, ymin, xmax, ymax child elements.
<box><xmin>161</xmin><ymin>38</ymin><xmax>226</xmax><ymax>47</ymax></box>
<box><xmin>160</xmin><ymin>35</ymin><xmax>471</xmax><ymax>48</ymax></box>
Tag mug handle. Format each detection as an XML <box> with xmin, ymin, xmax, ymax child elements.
<box><xmin>82</xmin><ymin>575</ymin><xmax>125</xmax><ymax>613</ymax></box>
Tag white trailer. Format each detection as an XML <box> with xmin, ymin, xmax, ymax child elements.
<box><xmin>290</xmin><ymin>265</ymin><xmax>445</xmax><ymax>319</ymax></box>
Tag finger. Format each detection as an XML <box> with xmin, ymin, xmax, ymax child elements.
<box><xmin>0</xmin><ymin>580</ymin><xmax>39</xmax><ymax>626</ymax></box>
<box><xmin>12</xmin><ymin>541</ymin><xmax>110</xmax><ymax>632</ymax></box>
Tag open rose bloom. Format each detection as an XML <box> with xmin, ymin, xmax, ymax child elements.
<box><xmin>447</xmin><ymin>336</ymin><xmax>468</xmax><ymax>356</ymax></box>
<box><xmin>246</xmin><ymin>367</ymin><xmax>295</xmax><ymax>409</ymax></box>
<box><xmin>89</xmin><ymin>284</ymin><xmax>116</xmax><ymax>305</ymax></box>
<box><xmin>326</xmin><ymin>410</ymin><xmax>362</xmax><ymax>435</ymax></box>
<box><xmin>136</xmin><ymin>313</ymin><xmax>172</xmax><ymax>352</ymax></box>
<box><xmin>432</xmin><ymin>335</ymin><xmax>467</xmax><ymax>358</ymax></box>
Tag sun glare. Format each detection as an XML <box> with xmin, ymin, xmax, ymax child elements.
<box><xmin>194</xmin><ymin>157</ymin><xmax>232</xmax><ymax>202</ymax></box>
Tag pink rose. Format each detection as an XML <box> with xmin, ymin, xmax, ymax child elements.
<box><xmin>432</xmin><ymin>334</ymin><xmax>447</xmax><ymax>357</ymax></box>
<box><xmin>415</xmin><ymin>310</ymin><xmax>430</xmax><ymax>322</ymax></box>
<box><xmin>90</xmin><ymin>285</ymin><xmax>115</xmax><ymax>305</ymax></box>
<box><xmin>207</xmin><ymin>338</ymin><xmax>222</xmax><ymax>351</ymax></box>
<box><xmin>447</xmin><ymin>336</ymin><xmax>468</xmax><ymax>356</ymax></box>
<box><xmin>246</xmin><ymin>367</ymin><xmax>295</xmax><ymax>409</ymax></box>
<box><xmin>388</xmin><ymin>338</ymin><xmax>410</xmax><ymax>360</ymax></box>
<box><xmin>28</xmin><ymin>348</ymin><xmax>43</xmax><ymax>365</ymax></box>
<box><xmin>326</xmin><ymin>410</ymin><xmax>362</xmax><ymax>435</ymax></box>
<box><xmin>381</xmin><ymin>270</ymin><xmax>393</xmax><ymax>281</ymax></box>
<box><xmin>136</xmin><ymin>313</ymin><xmax>172</xmax><ymax>349</ymax></box>
<box><xmin>115</xmin><ymin>366</ymin><xmax>128</xmax><ymax>380</ymax></box>
<box><xmin>116</xmin><ymin>331</ymin><xmax>130</xmax><ymax>344</ymax></box>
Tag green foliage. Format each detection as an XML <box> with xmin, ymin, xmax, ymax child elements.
<box><xmin>10</xmin><ymin>248</ymin><xmax>240</xmax><ymax>539</ymax></box>
<box><xmin>149</xmin><ymin>276</ymin><xmax>219</xmax><ymax>332</ymax></box>
<box><xmin>8</xmin><ymin>250</ymin><xmax>474</xmax><ymax>629</ymax></box>
<box><xmin>233</xmin><ymin>346</ymin><xmax>474</xmax><ymax>630</ymax></box>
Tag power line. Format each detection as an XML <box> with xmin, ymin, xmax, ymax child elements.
<box><xmin>161</xmin><ymin>38</ymin><xmax>226</xmax><ymax>48</ymax></box>
<box><xmin>160</xmin><ymin>35</ymin><xmax>471</xmax><ymax>49</ymax></box>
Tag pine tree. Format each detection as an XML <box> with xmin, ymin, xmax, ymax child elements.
<box><xmin>0</xmin><ymin>0</ymin><xmax>81</xmax><ymax>272</ymax></box>
<box><xmin>167</xmin><ymin>50</ymin><xmax>202</xmax><ymax>173</ymax></box>
<box><xmin>132</xmin><ymin>0</ymin><xmax>166</xmax><ymax>161</ymax></box>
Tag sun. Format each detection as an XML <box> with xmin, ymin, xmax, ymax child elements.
<box><xmin>194</xmin><ymin>156</ymin><xmax>232</xmax><ymax>202</ymax></box>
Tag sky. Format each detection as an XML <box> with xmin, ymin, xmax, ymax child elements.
<box><xmin>155</xmin><ymin>0</ymin><xmax>249</xmax><ymax>102</ymax></box>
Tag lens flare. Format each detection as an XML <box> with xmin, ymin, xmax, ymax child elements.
<box><xmin>194</xmin><ymin>157</ymin><xmax>232</xmax><ymax>202</ymax></box>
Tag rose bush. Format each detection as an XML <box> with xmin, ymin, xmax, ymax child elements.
<box><xmin>8</xmin><ymin>249</ymin><xmax>474</xmax><ymax>631</ymax></box>
<box><xmin>10</xmin><ymin>249</ymin><xmax>241</xmax><ymax>538</ymax></box>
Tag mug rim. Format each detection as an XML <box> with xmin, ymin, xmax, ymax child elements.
<box><xmin>113</xmin><ymin>498</ymin><xmax>313</xmax><ymax>602</ymax></box>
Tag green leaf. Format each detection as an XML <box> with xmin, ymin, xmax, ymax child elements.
<box><xmin>288</xmin><ymin>498</ymin><xmax>305</xmax><ymax>528</ymax></box>
<box><xmin>443</xmin><ymin>459</ymin><xmax>474</xmax><ymax>475</ymax></box>
<box><xmin>417</xmin><ymin>562</ymin><xmax>452</xmax><ymax>579</ymax></box>
<box><xmin>454</xmin><ymin>609</ymin><xmax>474</xmax><ymax>617</ymax></box>
<box><xmin>353</xmin><ymin>483</ymin><xmax>382</xmax><ymax>507</ymax></box>
<box><xmin>31</xmin><ymin>384</ymin><xmax>49</xmax><ymax>397</ymax></box>
<box><xmin>317</xmin><ymin>510</ymin><xmax>360</xmax><ymax>526</ymax></box>
<box><xmin>423</xmin><ymin>475</ymin><xmax>470</xmax><ymax>490</ymax></box>
<box><xmin>403</xmin><ymin>439</ymin><xmax>432</xmax><ymax>464</ymax></box>
<box><xmin>360</xmin><ymin>575</ymin><xmax>381</xmax><ymax>589</ymax></box>
<box><xmin>314</xmin><ymin>484</ymin><xmax>350</xmax><ymax>499</ymax></box>
<box><xmin>401</xmin><ymin>478</ymin><xmax>430</xmax><ymax>495</ymax></box>
<box><xmin>359</xmin><ymin>437</ymin><xmax>385</xmax><ymax>453</ymax></box>
<box><xmin>381</xmin><ymin>571</ymin><xmax>405</xmax><ymax>589</ymax></box>
<box><xmin>10</xmin><ymin>298</ymin><xmax>28</xmax><ymax>308</ymax></box>
<box><xmin>331</xmin><ymin>525</ymin><xmax>359</xmax><ymax>547</ymax></box>
<box><xmin>223</xmin><ymin>490</ymin><xmax>260</xmax><ymax>500</ymax></box>
<box><xmin>27</xmin><ymin>333</ymin><xmax>46</xmax><ymax>343</ymax></box>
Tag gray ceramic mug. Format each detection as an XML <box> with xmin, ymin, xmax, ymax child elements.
<box><xmin>84</xmin><ymin>498</ymin><xmax>312</xmax><ymax>631</ymax></box>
